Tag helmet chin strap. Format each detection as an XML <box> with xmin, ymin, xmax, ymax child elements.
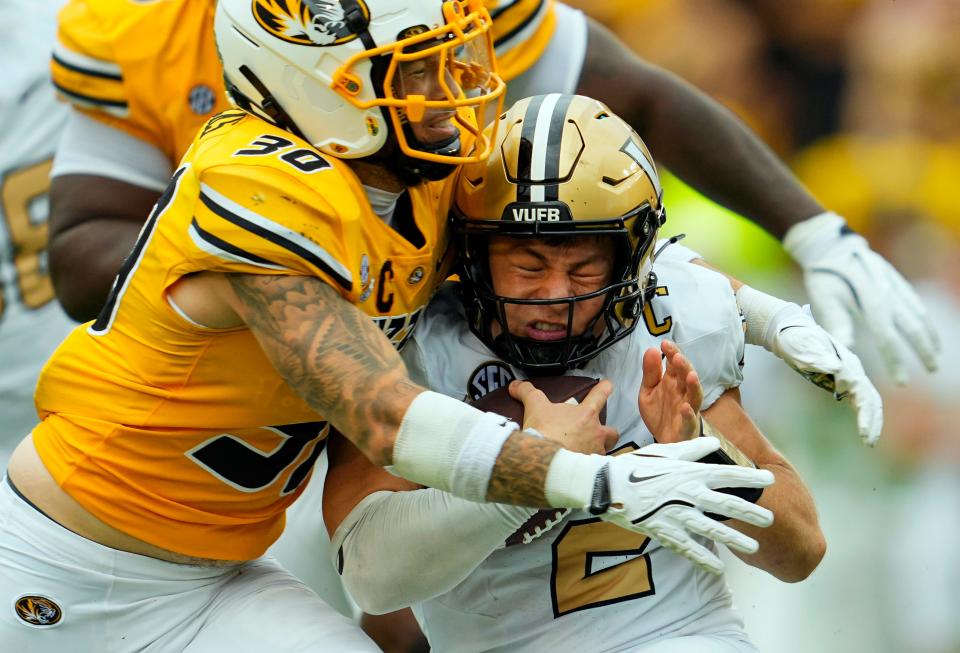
<box><xmin>231</xmin><ymin>65</ymin><xmax>307</xmax><ymax>140</ymax></box>
<box><xmin>491</xmin><ymin>326</ymin><xmax>601</xmax><ymax>375</ymax></box>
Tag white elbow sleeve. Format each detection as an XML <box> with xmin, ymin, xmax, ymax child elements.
<box><xmin>389</xmin><ymin>391</ymin><xmax>519</xmax><ymax>502</ymax></box>
<box><xmin>332</xmin><ymin>489</ymin><xmax>534</xmax><ymax>614</ymax></box>
<box><xmin>52</xmin><ymin>110</ymin><xmax>172</xmax><ymax>191</ymax></box>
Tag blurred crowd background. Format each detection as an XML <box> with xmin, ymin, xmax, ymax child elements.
<box><xmin>562</xmin><ymin>0</ymin><xmax>960</xmax><ymax>651</ymax></box>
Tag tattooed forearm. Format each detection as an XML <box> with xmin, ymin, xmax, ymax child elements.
<box><xmin>486</xmin><ymin>432</ymin><xmax>563</xmax><ymax>507</ymax></box>
<box><xmin>228</xmin><ymin>273</ymin><xmax>422</xmax><ymax>464</ymax></box>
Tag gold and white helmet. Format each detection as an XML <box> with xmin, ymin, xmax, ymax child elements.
<box><xmin>453</xmin><ymin>94</ymin><xmax>666</xmax><ymax>370</ymax></box>
<box><xmin>215</xmin><ymin>0</ymin><xmax>505</xmax><ymax>181</ymax></box>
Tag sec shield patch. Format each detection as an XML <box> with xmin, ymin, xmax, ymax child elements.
<box><xmin>14</xmin><ymin>595</ymin><xmax>63</xmax><ymax>627</ymax></box>
<box><xmin>188</xmin><ymin>84</ymin><xmax>216</xmax><ymax>115</ymax></box>
<box><xmin>467</xmin><ymin>361</ymin><xmax>515</xmax><ymax>401</ymax></box>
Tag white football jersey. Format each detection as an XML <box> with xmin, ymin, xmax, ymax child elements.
<box><xmin>402</xmin><ymin>260</ymin><xmax>754</xmax><ymax>653</ymax></box>
<box><xmin>0</xmin><ymin>0</ymin><xmax>75</xmax><ymax>461</ymax></box>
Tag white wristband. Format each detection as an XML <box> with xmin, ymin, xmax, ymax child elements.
<box><xmin>390</xmin><ymin>391</ymin><xmax>519</xmax><ymax>502</ymax></box>
<box><xmin>782</xmin><ymin>212</ymin><xmax>850</xmax><ymax>266</ymax></box>
<box><xmin>735</xmin><ymin>284</ymin><xmax>793</xmax><ymax>349</ymax></box>
<box><xmin>544</xmin><ymin>448</ymin><xmax>605</xmax><ymax>509</ymax></box>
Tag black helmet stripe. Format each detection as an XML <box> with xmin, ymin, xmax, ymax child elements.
<box><xmin>542</xmin><ymin>93</ymin><xmax>572</xmax><ymax>201</ymax></box>
<box><xmin>515</xmin><ymin>93</ymin><xmax>573</xmax><ymax>203</ymax></box>
<box><xmin>516</xmin><ymin>94</ymin><xmax>546</xmax><ymax>202</ymax></box>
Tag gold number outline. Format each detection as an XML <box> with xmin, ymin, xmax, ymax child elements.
<box><xmin>642</xmin><ymin>285</ymin><xmax>672</xmax><ymax>336</ymax></box>
<box><xmin>0</xmin><ymin>157</ymin><xmax>57</xmax><ymax>318</ymax></box>
<box><xmin>549</xmin><ymin>442</ymin><xmax>658</xmax><ymax>617</ymax></box>
<box><xmin>549</xmin><ymin>516</ymin><xmax>656</xmax><ymax>617</ymax></box>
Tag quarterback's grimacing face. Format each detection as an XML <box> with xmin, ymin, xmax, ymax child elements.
<box><xmin>487</xmin><ymin>235</ymin><xmax>615</xmax><ymax>341</ymax></box>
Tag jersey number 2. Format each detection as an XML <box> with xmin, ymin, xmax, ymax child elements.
<box><xmin>550</xmin><ymin>442</ymin><xmax>656</xmax><ymax>616</ymax></box>
<box><xmin>551</xmin><ymin>518</ymin><xmax>655</xmax><ymax>617</ymax></box>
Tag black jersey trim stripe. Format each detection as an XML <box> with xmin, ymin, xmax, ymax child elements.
<box><xmin>89</xmin><ymin>166</ymin><xmax>188</xmax><ymax>335</ymax></box>
<box><xmin>198</xmin><ymin>185</ymin><xmax>353</xmax><ymax>291</ymax></box>
<box><xmin>493</xmin><ymin>0</ymin><xmax>546</xmax><ymax>49</ymax></box>
<box><xmin>52</xmin><ymin>52</ymin><xmax>123</xmax><ymax>81</ymax></box>
<box><xmin>489</xmin><ymin>0</ymin><xmax>522</xmax><ymax>20</ymax></box>
<box><xmin>189</xmin><ymin>218</ymin><xmax>286</xmax><ymax>269</ymax></box>
<box><xmin>52</xmin><ymin>81</ymin><xmax>128</xmax><ymax>110</ymax></box>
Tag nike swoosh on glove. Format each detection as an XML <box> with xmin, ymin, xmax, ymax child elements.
<box><xmin>592</xmin><ymin>437</ymin><xmax>774</xmax><ymax>575</ymax></box>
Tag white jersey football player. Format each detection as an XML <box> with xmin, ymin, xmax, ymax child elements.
<box><xmin>323</xmin><ymin>95</ymin><xmax>827</xmax><ymax>653</ymax></box>
<box><xmin>0</xmin><ymin>0</ymin><xmax>75</xmax><ymax>467</ymax></box>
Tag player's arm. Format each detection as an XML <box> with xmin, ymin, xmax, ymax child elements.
<box><xmin>323</xmin><ymin>432</ymin><xmax>536</xmax><ymax>614</ymax></box>
<box><xmin>220</xmin><ymin>272</ymin><xmax>610</xmax><ymax>503</ymax></box>
<box><xmin>700</xmin><ymin>388</ymin><xmax>826</xmax><ymax>582</ymax></box>
<box><xmin>49</xmin><ymin>3</ymin><xmax>177</xmax><ymax>321</ymax></box>
<box><xmin>49</xmin><ymin>174</ymin><xmax>158</xmax><ymax>321</ymax></box>
<box><xmin>578</xmin><ymin>18</ymin><xmax>819</xmax><ymax>237</ymax></box>
<box><xmin>580</xmin><ymin>18</ymin><xmax>940</xmax><ymax>379</ymax></box>
<box><xmin>656</xmin><ymin>244</ymin><xmax>883</xmax><ymax>445</ymax></box>
<box><xmin>49</xmin><ymin>111</ymin><xmax>171</xmax><ymax>321</ymax></box>
<box><xmin>644</xmin><ymin>332</ymin><xmax>823</xmax><ymax>581</ymax></box>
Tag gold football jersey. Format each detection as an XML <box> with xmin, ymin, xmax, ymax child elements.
<box><xmin>488</xmin><ymin>0</ymin><xmax>557</xmax><ymax>81</ymax></box>
<box><xmin>50</xmin><ymin>0</ymin><xmax>555</xmax><ymax>161</ymax></box>
<box><xmin>51</xmin><ymin>0</ymin><xmax>228</xmax><ymax>166</ymax></box>
<box><xmin>33</xmin><ymin>110</ymin><xmax>456</xmax><ymax>561</ymax></box>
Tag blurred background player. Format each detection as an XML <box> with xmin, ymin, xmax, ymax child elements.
<box><xmin>0</xmin><ymin>0</ymin><xmax>75</xmax><ymax>469</ymax></box>
<box><xmin>323</xmin><ymin>95</ymin><xmax>825</xmax><ymax>652</ymax></box>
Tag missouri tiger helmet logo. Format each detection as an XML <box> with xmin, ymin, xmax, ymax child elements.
<box><xmin>252</xmin><ymin>0</ymin><xmax>369</xmax><ymax>47</ymax></box>
<box><xmin>15</xmin><ymin>595</ymin><xmax>63</xmax><ymax>627</ymax></box>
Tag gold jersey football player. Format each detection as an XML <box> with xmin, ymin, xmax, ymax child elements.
<box><xmin>1</xmin><ymin>1</ymin><xmax>774</xmax><ymax>650</ymax></box>
<box><xmin>45</xmin><ymin>0</ymin><xmax>574</xmax><ymax>644</ymax></box>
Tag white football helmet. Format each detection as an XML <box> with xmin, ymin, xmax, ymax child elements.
<box><xmin>215</xmin><ymin>0</ymin><xmax>505</xmax><ymax>178</ymax></box>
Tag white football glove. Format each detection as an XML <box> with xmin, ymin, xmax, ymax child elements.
<box><xmin>592</xmin><ymin>437</ymin><xmax>774</xmax><ymax>575</ymax></box>
<box><xmin>737</xmin><ymin>285</ymin><xmax>883</xmax><ymax>445</ymax></box>
<box><xmin>783</xmin><ymin>212</ymin><xmax>941</xmax><ymax>384</ymax></box>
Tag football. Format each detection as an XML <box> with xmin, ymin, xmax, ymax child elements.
<box><xmin>470</xmin><ymin>375</ymin><xmax>606</xmax><ymax>547</ymax></box>
<box><xmin>469</xmin><ymin>374</ymin><xmax>607</xmax><ymax>426</ymax></box>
